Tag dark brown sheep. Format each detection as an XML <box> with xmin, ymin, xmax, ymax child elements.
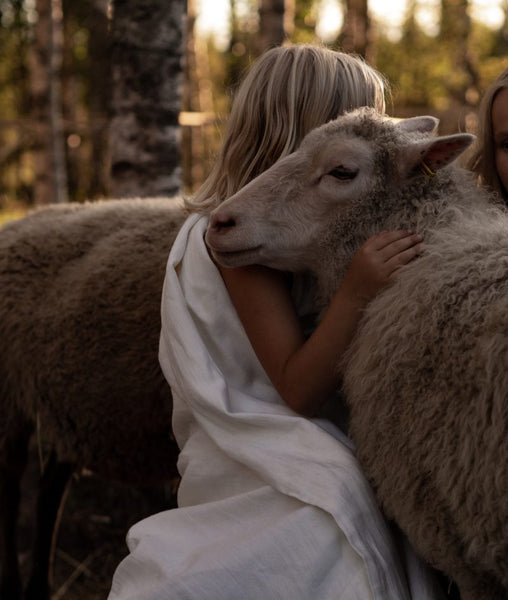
<box><xmin>0</xmin><ymin>197</ymin><xmax>185</xmax><ymax>599</ymax></box>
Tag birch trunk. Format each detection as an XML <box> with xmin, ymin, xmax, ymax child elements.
<box><xmin>29</xmin><ymin>0</ymin><xmax>68</xmax><ymax>205</ymax></box>
<box><xmin>109</xmin><ymin>0</ymin><xmax>186</xmax><ymax>198</ymax></box>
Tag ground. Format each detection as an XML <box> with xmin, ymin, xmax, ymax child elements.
<box><xmin>19</xmin><ymin>440</ymin><xmax>176</xmax><ymax>599</ymax></box>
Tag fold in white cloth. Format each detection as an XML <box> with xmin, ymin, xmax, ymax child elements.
<box><xmin>108</xmin><ymin>214</ymin><xmax>442</xmax><ymax>600</ymax></box>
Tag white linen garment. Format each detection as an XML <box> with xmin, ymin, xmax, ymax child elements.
<box><xmin>108</xmin><ymin>214</ymin><xmax>442</xmax><ymax>600</ymax></box>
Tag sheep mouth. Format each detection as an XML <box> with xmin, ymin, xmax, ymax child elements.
<box><xmin>210</xmin><ymin>245</ymin><xmax>262</xmax><ymax>267</ymax></box>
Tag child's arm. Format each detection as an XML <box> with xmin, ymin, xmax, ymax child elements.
<box><xmin>218</xmin><ymin>230</ymin><xmax>423</xmax><ymax>416</ymax></box>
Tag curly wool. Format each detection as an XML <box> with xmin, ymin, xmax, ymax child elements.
<box><xmin>341</xmin><ymin>163</ymin><xmax>508</xmax><ymax>599</ymax></box>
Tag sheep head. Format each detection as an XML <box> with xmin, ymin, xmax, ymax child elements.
<box><xmin>205</xmin><ymin>108</ymin><xmax>474</xmax><ymax>302</ymax></box>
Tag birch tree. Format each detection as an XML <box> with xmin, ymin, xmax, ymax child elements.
<box><xmin>29</xmin><ymin>0</ymin><xmax>68</xmax><ymax>205</ymax></box>
<box><xmin>109</xmin><ymin>0</ymin><xmax>186</xmax><ymax>198</ymax></box>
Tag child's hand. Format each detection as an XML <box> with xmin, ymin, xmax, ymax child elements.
<box><xmin>341</xmin><ymin>230</ymin><xmax>424</xmax><ymax>302</ymax></box>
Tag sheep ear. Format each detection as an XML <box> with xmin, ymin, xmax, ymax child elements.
<box><xmin>395</xmin><ymin>116</ymin><xmax>440</xmax><ymax>136</ymax></box>
<box><xmin>400</xmin><ymin>133</ymin><xmax>476</xmax><ymax>178</ymax></box>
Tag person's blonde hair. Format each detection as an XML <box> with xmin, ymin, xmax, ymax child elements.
<box><xmin>188</xmin><ymin>43</ymin><xmax>389</xmax><ymax>212</ymax></box>
<box><xmin>465</xmin><ymin>67</ymin><xmax>508</xmax><ymax>203</ymax></box>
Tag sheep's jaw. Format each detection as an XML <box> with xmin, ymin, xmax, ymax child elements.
<box><xmin>207</xmin><ymin>236</ymin><xmax>314</xmax><ymax>272</ymax></box>
<box><xmin>208</xmin><ymin>244</ymin><xmax>264</xmax><ymax>268</ymax></box>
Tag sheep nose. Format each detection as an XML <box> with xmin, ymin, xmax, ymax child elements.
<box><xmin>209</xmin><ymin>211</ymin><xmax>237</xmax><ymax>234</ymax></box>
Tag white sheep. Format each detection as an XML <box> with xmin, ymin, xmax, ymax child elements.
<box><xmin>205</xmin><ymin>107</ymin><xmax>508</xmax><ymax>600</ymax></box>
<box><xmin>0</xmin><ymin>197</ymin><xmax>186</xmax><ymax>600</ymax></box>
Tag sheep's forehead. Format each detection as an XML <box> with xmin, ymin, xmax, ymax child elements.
<box><xmin>309</xmin><ymin>134</ymin><xmax>375</xmax><ymax>174</ymax></box>
<box><xmin>301</xmin><ymin>115</ymin><xmax>395</xmax><ymax>171</ymax></box>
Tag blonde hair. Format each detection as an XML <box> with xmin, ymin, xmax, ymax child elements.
<box><xmin>188</xmin><ymin>44</ymin><xmax>389</xmax><ymax>212</ymax></box>
<box><xmin>466</xmin><ymin>67</ymin><xmax>508</xmax><ymax>203</ymax></box>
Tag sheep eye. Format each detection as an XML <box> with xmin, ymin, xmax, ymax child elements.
<box><xmin>328</xmin><ymin>166</ymin><xmax>358</xmax><ymax>180</ymax></box>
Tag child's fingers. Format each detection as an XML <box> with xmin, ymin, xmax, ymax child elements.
<box><xmin>378</xmin><ymin>232</ymin><xmax>423</xmax><ymax>261</ymax></box>
<box><xmin>363</xmin><ymin>230</ymin><xmax>406</xmax><ymax>249</ymax></box>
<box><xmin>386</xmin><ymin>242</ymin><xmax>424</xmax><ymax>276</ymax></box>
<box><xmin>365</xmin><ymin>230</ymin><xmax>418</xmax><ymax>252</ymax></box>
<box><xmin>349</xmin><ymin>230</ymin><xmax>424</xmax><ymax>297</ymax></box>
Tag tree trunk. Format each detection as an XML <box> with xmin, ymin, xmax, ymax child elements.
<box><xmin>492</xmin><ymin>0</ymin><xmax>508</xmax><ymax>57</ymax></box>
<box><xmin>257</xmin><ymin>0</ymin><xmax>286</xmax><ymax>54</ymax></box>
<box><xmin>339</xmin><ymin>0</ymin><xmax>373</xmax><ymax>62</ymax></box>
<box><xmin>29</xmin><ymin>0</ymin><xmax>68</xmax><ymax>205</ymax></box>
<box><xmin>87</xmin><ymin>0</ymin><xmax>111</xmax><ymax>198</ymax></box>
<box><xmin>109</xmin><ymin>0</ymin><xmax>186</xmax><ymax>199</ymax></box>
<box><xmin>181</xmin><ymin>0</ymin><xmax>196</xmax><ymax>194</ymax></box>
<box><xmin>440</xmin><ymin>0</ymin><xmax>479</xmax><ymax>106</ymax></box>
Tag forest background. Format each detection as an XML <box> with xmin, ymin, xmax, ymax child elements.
<box><xmin>2</xmin><ymin>1</ymin><xmax>507</xmax><ymax>597</ymax></box>
<box><xmin>0</xmin><ymin>0</ymin><xmax>507</xmax><ymax>225</ymax></box>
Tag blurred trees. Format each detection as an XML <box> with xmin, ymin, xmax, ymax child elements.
<box><xmin>257</xmin><ymin>0</ymin><xmax>287</xmax><ymax>53</ymax></box>
<box><xmin>338</xmin><ymin>0</ymin><xmax>373</xmax><ymax>61</ymax></box>
<box><xmin>0</xmin><ymin>0</ymin><xmax>185</xmax><ymax>209</ymax></box>
<box><xmin>376</xmin><ymin>0</ymin><xmax>507</xmax><ymax>132</ymax></box>
<box><xmin>0</xmin><ymin>0</ymin><xmax>507</xmax><ymax>207</ymax></box>
<box><xmin>439</xmin><ymin>0</ymin><xmax>480</xmax><ymax>101</ymax></box>
<box><xmin>82</xmin><ymin>0</ymin><xmax>112</xmax><ymax>200</ymax></box>
<box><xmin>0</xmin><ymin>1</ymin><xmax>33</xmax><ymax>206</ymax></box>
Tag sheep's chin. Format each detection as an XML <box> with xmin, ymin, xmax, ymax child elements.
<box><xmin>210</xmin><ymin>246</ymin><xmax>263</xmax><ymax>268</ymax></box>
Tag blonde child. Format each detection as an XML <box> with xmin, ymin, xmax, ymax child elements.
<box><xmin>109</xmin><ymin>44</ymin><xmax>439</xmax><ymax>600</ymax></box>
